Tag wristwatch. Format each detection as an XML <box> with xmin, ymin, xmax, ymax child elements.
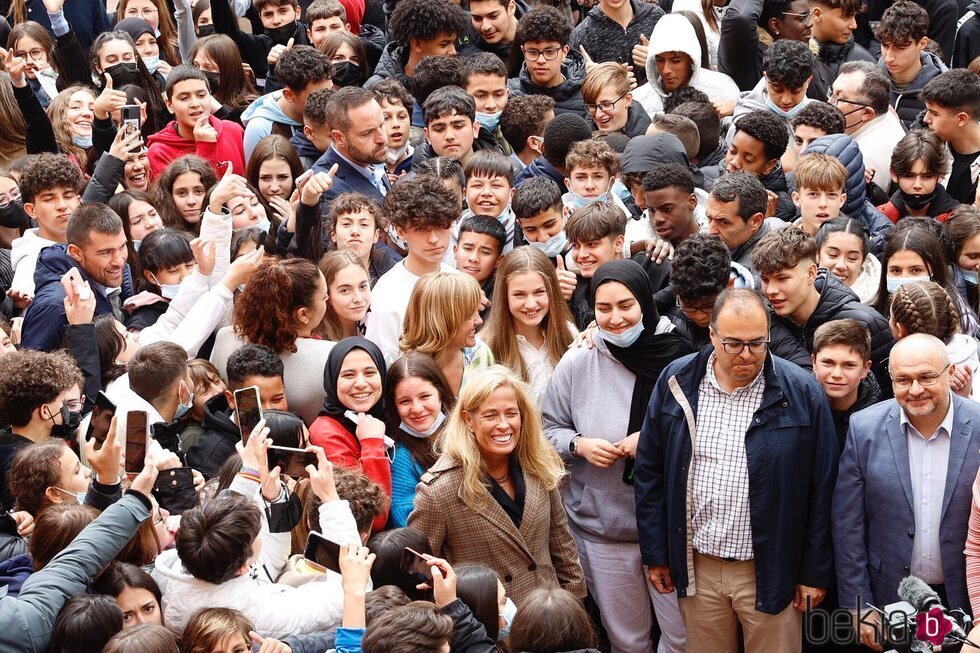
<box><xmin>569</xmin><ymin>435</ymin><xmax>582</xmax><ymax>457</ymax></box>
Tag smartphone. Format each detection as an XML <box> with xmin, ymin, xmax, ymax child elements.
<box><xmin>303</xmin><ymin>531</ymin><xmax>342</xmax><ymax>573</ymax></box>
<box><xmin>399</xmin><ymin>546</ymin><xmax>432</xmax><ymax>581</ymax></box>
<box><xmin>268</xmin><ymin>446</ymin><xmax>318</xmax><ymax>478</ymax></box>
<box><xmin>121</xmin><ymin>105</ymin><xmax>141</xmax><ymax>134</ymax></box>
<box><xmin>124</xmin><ymin>410</ymin><xmax>148</xmax><ymax>475</ymax></box>
<box><xmin>88</xmin><ymin>392</ymin><xmax>116</xmax><ymax>450</ymax></box>
<box><xmin>234</xmin><ymin>386</ymin><xmax>262</xmax><ymax>444</ymax></box>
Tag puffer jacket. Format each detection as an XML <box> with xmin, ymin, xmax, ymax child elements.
<box><xmin>800</xmin><ymin>133</ymin><xmax>893</xmax><ymax>257</ymax></box>
<box><xmin>814</xmin><ymin>36</ymin><xmax>876</xmax><ymax>81</ymax></box>
<box><xmin>507</xmin><ymin>50</ymin><xmax>589</xmax><ymax>120</ymax></box>
<box><xmin>772</xmin><ymin>270</ymin><xmax>894</xmax><ymax>393</ymax></box>
<box><xmin>632</xmin><ymin>13</ymin><xmax>740</xmax><ymax>117</ymax></box>
<box><xmin>759</xmin><ymin>163</ymin><xmax>796</xmax><ymax>222</ymax></box>
<box><xmin>569</xmin><ymin>0</ymin><xmax>664</xmax><ymax>86</ymax></box>
<box><xmin>879</xmin><ymin>52</ymin><xmax>946</xmax><ymax>130</ymax></box>
<box><xmin>364</xmin><ymin>42</ymin><xmax>411</xmax><ymax>90</ymax></box>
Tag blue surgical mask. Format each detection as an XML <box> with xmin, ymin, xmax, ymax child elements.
<box><xmin>149</xmin><ymin>272</ymin><xmax>181</xmax><ymax>300</ymax></box>
<box><xmin>72</xmin><ymin>134</ymin><xmax>93</xmax><ymax>148</ymax></box>
<box><xmin>529</xmin><ymin>230</ymin><xmax>568</xmax><ymax>258</ymax></box>
<box><xmin>399</xmin><ymin>412</ymin><xmax>447</xmax><ymax>439</ymax></box>
<box><xmin>53</xmin><ymin>486</ymin><xmax>86</xmax><ymax>505</ymax></box>
<box><xmin>565</xmin><ymin>190</ymin><xmax>610</xmax><ymax>210</ymax></box>
<box><xmin>886</xmin><ymin>274</ymin><xmax>931</xmax><ymax>294</ymax></box>
<box><xmin>141</xmin><ymin>55</ymin><xmax>160</xmax><ymax>75</ymax></box>
<box><xmin>612</xmin><ymin>178</ymin><xmax>632</xmax><ymax>204</ymax></box>
<box><xmin>236</xmin><ymin>217</ymin><xmax>271</xmax><ymax>233</ymax></box>
<box><xmin>499</xmin><ymin>597</ymin><xmax>517</xmax><ymax>640</ymax></box>
<box><xmin>598</xmin><ymin>320</ymin><xmax>645</xmax><ymax>348</ymax></box>
<box><xmin>174</xmin><ymin>381</ymin><xmax>194</xmax><ymax>420</ymax></box>
<box><xmin>764</xmin><ymin>96</ymin><xmax>806</xmax><ymax>119</ymax></box>
<box><xmin>476</xmin><ymin>110</ymin><xmax>503</xmax><ymax>133</ymax></box>
<box><xmin>962</xmin><ymin>267</ymin><xmax>979</xmax><ymax>285</ymax></box>
<box><xmin>132</xmin><ymin>239</ymin><xmax>142</xmax><ymax>251</ymax></box>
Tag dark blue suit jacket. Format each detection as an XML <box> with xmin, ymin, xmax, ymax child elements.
<box><xmin>833</xmin><ymin>395</ymin><xmax>980</xmax><ymax>615</ymax></box>
<box><xmin>311</xmin><ymin>147</ymin><xmax>389</xmax><ymax>204</ymax></box>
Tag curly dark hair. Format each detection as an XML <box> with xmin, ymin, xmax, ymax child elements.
<box><xmin>641</xmin><ymin>163</ymin><xmax>696</xmax><ymax>195</ymax></box>
<box><xmin>275</xmin><ymin>45</ymin><xmax>334</xmax><ymax>93</ymax></box>
<box><xmin>9</xmin><ymin>439</ymin><xmax>67</xmax><ymax>515</ymax></box>
<box><xmin>305</xmin><ymin>466</ymin><xmax>390</xmax><ymax>534</ymax></box>
<box><xmin>515</xmin><ymin>6</ymin><xmax>572</xmax><ymax>46</ymax></box>
<box><xmin>234</xmin><ymin>257</ymin><xmax>322</xmax><ymax>354</ymax></box>
<box><xmin>875</xmin><ymin>0</ymin><xmax>928</xmax><ymax>45</ymax></box>
<box><xmin>732</xmin><ymin>110</ymin><xmax>790</xmax><ymax>162</ymax></box>
<box><xmin>388</xmin><ymin>0</ymin><xmax>469</xmax><ymax>45</ymax></box>
<box><xmin>671</xmin><ymin>233</ymin><xmax>732</xmax><ymax>302</ymax></box>
<box><xmin>226</xmin><ymin>343</ymin><xmax>285</xmax><ymax>388</ymax></box>
<box><xmin>763</xmin><ymin>39</ymin><xmax>815</xmax><ymax>90</ymax></box>
<box><xmin>372</xmin><ymin>78</ymin><xmax>415</xmax><ymax>114</ymax></box>
<box><xmin>411</xmin><ymin>56</ymin><xmax>463</xmax><ymax>106</ymax></box>
<box><xmin>791</xmin><ymin>101</ymin><xmax>846</xmax><ymax>135</ymax></box>
<box><xmin>382</xmin><ymin>175</ymin><xmax>458</xmax><ymax>230</ymax></box>
<box><xmin>176</xmin><ymin>492</ymin><xmax>261</xmax><ymax>584</ymax></box>
<box><xmin>662</xmin><ymin>86</ymin><xmax>710</xmax><ymax>113</ymax></box>
<box><xmin>0</xmin><ymin>350</ymin><xmax>82</xmax><ymax>427</ymax></box>
<box><xmin>18</xmin><ymin>153</ymin><xmax>82</xmax><ymax>204</ymax></box>
<box><xmin>500</xmin><ymin>94</ymin><xmax>555</xmax><ymax>154</ymax></box>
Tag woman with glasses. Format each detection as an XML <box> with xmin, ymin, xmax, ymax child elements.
<box><xmin>581</xmin><ymin>62</ymin><xmax>650</xmax><ymax>137</ymax></box>
<box><xmin>542</xmin><ymin>259</ymin><xmax>691</xmax><ymax>653</ymax></box>
<box><xmin>6</xmin><ymin>19</ymin><xmax>89</xmax><ymax>110</ymax></box>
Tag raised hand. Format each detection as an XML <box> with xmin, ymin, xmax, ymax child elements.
<box><xmin>83</xmin><ymin>414</ymin><xmax>122</xmax><ymax>484</ymax></box>
<box><xmin>354</xmin><ymin>413</ymin><xmax>386</xmax><ymax>442</ymax></box>
<box><xmin>306</xmin><ymin>446</ymin><xmax>339</xmax><ymax>503</ymax></box>
<box><xmin>41</xmin><ymin>0</ymin><xmax>65</xmax><ymax>14</ymax></box>
<box><xmin>222</xmin><ymin>245</ymin><xmax>265</xmax><ymax>291</ymax></box>
<box><xmin>208</xmin><ymin>162</ymin><xmax>253</xmax><ymax>213</ymax></box>
<box><xmin>578</xmin><ymin>45</ymin><xmax>595</xmax><ymax>70</ymax></box>
<box><xmin>108</xmin><ymin>124</ymin><xmax>143</xmax><ymax>162</ymax></box>
<box><xmin>632</xmin><ymin>33</ymin><xmax>649</xmax><ymax>69</ymax></box>
<box><xmin>300</xmin><ymin>164</ymin><xmax>340</xmax><ymax>206</ymax></box>
<box><xmin>555</xmin><ymin>255</ymin><xmax>577</xmax><ymax>301</ymax></box>
<box><xmin>190</xmin><ymin>237</ymin><xmax>216</xmax><ymax>276</ymax></box>
<box><xmin>1</xmin><ymin>48</ymin><xmax>28</xmax><ymax>87</ymax></box>
<box><xmin>192</xmin><ymin>114</ymin><xmax>218</xmax><ymax>143</ymax></box>
<box><xmin>268</xmin><ymin>194</ymin><xmax>292</xmax><ymax>225</ymax></box>
<box><xmin>267</xmin><ymin>37</ymin><xmax>294</xmax><ymax>67</ymax></box>
<box><xmin>93</xmin><ymin>74</ymin><xmax>128</xmax><ymax>120</ymax></box>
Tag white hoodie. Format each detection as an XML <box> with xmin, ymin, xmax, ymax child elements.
<box><xmin>632</xmin><ymin>13</ymin><xmax>741</xmax><ymax>117</ymax></box>
<box><xmin>946</xmin><ymin>332</ymin><xmax>980</xmax><ymax>399</ymax></box>
<box><xmin>10</xmin><ymin>228</ymin><xmax>59</xmax><ymax>297</ymax></box>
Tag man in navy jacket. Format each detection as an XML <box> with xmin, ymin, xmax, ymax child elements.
<box><xmin>635</xmin><ymin>288</ymin><xmax>838</xmax><ymax>653</ymax></box>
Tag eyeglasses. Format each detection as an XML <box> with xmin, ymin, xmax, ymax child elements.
<box><xmin>65</xmin><ymin>395</ymin><xmax>86</xmax><ymax>412</ymax></box>
<box><xmin>14</xmin><ymin>48</ymin><xmax>45</xmax><ymax>61</ymax></box>
<box><xmin>893</xmin><ymin>363</ymin><xmax>950</xmax><ymax>389</ymax></box>
<box><xmin>713</xmin><ymin>332</ymin><xmax>770</xmax><ymax>354</ymax></box>
<box><xmin>522</xmin><ymin>46</ymin><xmax>562</xmax><ymax>61</ymax></box>
<box><xmin>125</xmin><ymin>5</ymin><xmax>158</xmax><ymax>15</ymax></box>
<box><xmin>676</xmin><ymin>297</ymin><xmax>715</xmax><ymax>317</ymax></box>
<box><xmin>585</xmin><ymin>89</ymin><xmax>629</xmax><ymax>115</ymax></box>
<box><xmin>827</xmin><ymin>91</ymin><xmax>872</xmax><ymax>109</ymax></box>
<box><xmin>781</xmin><ymin>10</ymin><xmax>813</xmax><ymax>24</ymax></box>
<box><xmin>0</xmin><ymin>186</ymin><xmax>21</xmax><ymax>208</ymax></box>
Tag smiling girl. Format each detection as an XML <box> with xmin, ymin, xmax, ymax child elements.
<box><xmin>316</xmin><ymin>251</ymin><xmax>371</xmax><ymax>341</ymax></box>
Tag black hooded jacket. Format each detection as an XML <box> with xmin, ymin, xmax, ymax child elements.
<box><xmin>771</xmin><ymin>270</ymin><xmax>894</xmax><ymax>395</ymax></box>
<box><xmin>508</xmin><ymin>50</ymin><xmax>589</xmax><ymax>120</ymax></box>
<box><xmin>815</xmin><ymin>36</ymin><xmax>876</xmax><ymax>80</ymax></box>
<box><xmin>185</xmin><ymin>393</ymin><xmax>240</xmax><ymax>479</ymax></box>
<box><xmin>952</xmin><ymin>0</ymin><xmax>980</xmax><ymax>68</ymax></box>
<box><xmin>830</xmin><ymin>374</ymin><xmax>883</xmax><ymax>449</ymax></box>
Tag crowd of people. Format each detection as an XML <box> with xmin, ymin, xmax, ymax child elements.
<box><xmin>3</xmin><ymin>0</ymin><xmax>980</xmax><ymax>650</ymax></box>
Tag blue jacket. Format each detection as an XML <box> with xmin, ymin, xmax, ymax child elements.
<box><xmin>21</xmin><ymin>245</ymin><xmax>134</xmax><ymax>352</ymax></box>
<box><xmin>514</xmin><ymin>156</ymin><xmax>565</xmax><ymax>191</ymax></box>
<box><xmin>634</xmin><ymin>347</ymin><xmax>839</xmax><ymax>614</ymax></box>
<box><xmin>801</xmin><ymin>134</ymin><xmax>893</xmax><ymax>257</ymax></box>
<box><xmin>833</xmin><ymin>395</ymin><xmax>980</xmax><ymax>615</ymax></box>
<box><xmin>311</xmin><ymin>147</ymin><xmax>388</xmax><ymax>204</ymax></box>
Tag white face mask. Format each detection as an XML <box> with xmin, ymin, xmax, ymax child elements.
<box><xmin>399</xmin><ymin>411</ymin><xmax>446</xmax><ymax>438</ymax></box>
<box><xmin>149</xmin><ymin>272</ymin><xmax>181</xmax><ymax>300</ymax></box>
<box><xmin>528</xmin><ymin>230</ymin><xmax>568</xmax><ymax>258</ymax></box>
<box><xmin>499</xmin><ymin>597</ymin><xmax>517</xmax><ymax>639</ymax></box>
<box><xmin>53</xmin><ymin>486</ymin><xmax>86</xmax><ymax>505</ymax></box>
<box><xmin>886</xmin><ymin>275</ymin><xmax>930</xmax><ymax>294</ymax></box>
<box><xmin>598</xmin><ymin>320</ymin><xmax>645</xmax><ymax>348</ymax></box>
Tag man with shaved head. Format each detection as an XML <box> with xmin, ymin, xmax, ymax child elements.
<box><xmin>833</xmin><ymin>334</ymin><xmax>980</xmax><ymax>650</ymax></box>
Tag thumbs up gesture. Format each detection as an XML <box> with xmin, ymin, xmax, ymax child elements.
<box><xmin>267</xmin><ymin>37</ymin><xmax>294</xmax><ymax>67</ymax></box>
<box><xmin>93</xmin><ymin>73</ymin><xmax>129</xmax><ymax>119</ymax></box>
<box><xmin>555</xmin><ymin>254</ymin><xmax>577</xmax><ymax>301</ymax></box>
<box><xmin>208</xmin><ymin>161</ymin><xmax>252</xmax><ymax>213</ymax></box>
<box><xmin>632</xmin><ymin>33</ymin><xmax>649</xmax><ymax>70</ymax></box>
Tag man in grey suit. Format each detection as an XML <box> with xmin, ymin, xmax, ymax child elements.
<box><xmin>833</xmin><ymin>334</ymin><xmax>980</xmax><ymax>650</ymax></box>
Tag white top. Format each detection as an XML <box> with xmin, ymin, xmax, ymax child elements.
<box><xmin>517</xmin><ymin>335</ymin><xmax>557</xmax><ymax>404</ymax></box>
<box><xmin>10</xmin><ymin>228</ymin><xmax>59</xmax><ymax>297</ymax></box>
<box><xmin>851</xmin><ymin>111</ymin><xmax>907</xmax><ymax>194</ymax></box>
<box><xmin>364</xmin><ymin>260</ymin><xmax>458</xmax><ymax>363</ymax></box>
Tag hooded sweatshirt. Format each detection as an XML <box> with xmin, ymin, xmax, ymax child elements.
<box><xmin>147</xmin><ymin>115</ymin><xmax>246</xmax><ymax>179</ymax></box>
<box><xmin>729</xmin><ymin>76</ymin><xmax>813</xmax><ymax>141</ymax></box>
<box><xmin>507</xmin><ymin>49</ymin><xmax>589</xmax><ymax>120</ymax></box>
<box><xmin>880</xmin><ymin>52</ymin><xmax>946</xmax><ymax>130</ymax></box>
<box><xmin>10</xmin><ymin>228</ymin><xmax>60</xmax><ymax>297</ymax></box>
<box><xmin>632</xmin><ymin>13</ymin><xmax>740</xmax><ymax>117</ymax></box>
<box><xmin>946</xmin><ymin>331</ymin><xmax>980</xmax><ymax>399</ymax></box>
<box><xmin>241</xmin><ymin>93</ymin><xmax>302</xmax><ymax>161</ymax></box>
<box><xmin>569</xmin><ymin>0</ymin><xmax>664</xmax><ymax>86</ymax></box>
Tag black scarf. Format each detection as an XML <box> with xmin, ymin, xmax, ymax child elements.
<box><xmin>591</xmin><ymin>260</ymin><xmax>693</xmax><ymax>434</ymax></box>
<box><xmin>320</xmin><ymin>337</ymin><xmax>388</xmax><ymax>434</ymax></box>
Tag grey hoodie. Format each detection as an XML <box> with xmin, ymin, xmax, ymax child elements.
<box><xmin>879</xmin><ymin>51</ymin><xmax>946</xmax><ymax>130</ymax></box>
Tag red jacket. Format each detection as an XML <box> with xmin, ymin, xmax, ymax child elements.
<box><xmin>309</xmin><ymin>415</ymin><xmax>391</xmax><ymax>533</ymax></box>
<box><xmin>147</xmin><ymin>115</ymin><xmax>246</xmax><ymax>179</ymax></box>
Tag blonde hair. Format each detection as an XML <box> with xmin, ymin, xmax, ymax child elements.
<box><xmin>47</xmin><ymin>86</ymin><xmax>96</xmax><ymax>171</ymax></box>
<box><xmin>437</xmin><ymin>365</ymin><xmax>564</xmax><ymax>507</ymax></box>
<box><xmin>182</xmin><ymin>608</ymin><xmax>252</xmax><ymax>653</ymax></box>
<box><xmin>581</xmin><ymin>62</ymin><xmax>630</xmax><ymax>104</ymax></box>
<box><xmin>795</xmin><ymin>153</ymin><xmax>847</xmax><ymax>194</ymax></box>
<box><xmin>316</xmin><ymin>249</ymin><xmax>369</xmax><ymax>341</ymax></box>
<box><xmin>483</xmin><ymin>248</ymin><xmax>574</xmax><ymax>382</ymax></box>
<box><xmin>400</xmin><ymin>273</ymin><xmax>482</xmax><ymax>365</ymax></box>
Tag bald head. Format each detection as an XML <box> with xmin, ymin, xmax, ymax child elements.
<box><xmin>712</xmin><ymin>288</ymin><xmax>770</xmax><ymax>330</ymax></box>
<box><xmin>889</xmin><ymin>334</ymin><xmax>950</xmax><ymax>374</ymax></box>
<box><xmin>890</xmin><ymin>333</ymin><xmax>952</xmax><ymax>425</ymax></box>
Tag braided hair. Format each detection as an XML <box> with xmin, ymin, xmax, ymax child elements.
<box><xmin>889</xmin><ymin>281</ymin><xmax>960</xmax><ymax>344</ymax></box>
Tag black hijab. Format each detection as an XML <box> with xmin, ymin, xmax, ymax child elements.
<box><xmin>320</xmin><ymin>337</ymin><xmax>388</xmax><ymax>434</ymax></box>
<box><xmin>591</xmin><ymin>260</ymin><xmax>693</xmax><ymax>434</ymax></box>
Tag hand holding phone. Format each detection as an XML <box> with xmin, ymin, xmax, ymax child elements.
<box><xmin>399</xmin><ymin>546</ymin><xmax>433</xmax><ymax>581</ymax></box>
<box><xmin>234</xmin><ymin>386</ymin><xmax>263</xmax><ymax>444</ymax></box>
<box><xmin>124</xmin><ymin>410</ymin><xmax>148</xmax><ymax>475</ymax></box>
<box><xmin>88</xmin><ymin>392</ymin><xmax>117</xmax><ymax>450</ymax></box>
<box><xmin>303</xmin><ymin>531</ymin><xmax>342</xmax><ymax>573</ymax></box>
<box><xmin>268</xmin><ymin>446</ymin><xmax>318</xmax><ymax>478</ymax></box>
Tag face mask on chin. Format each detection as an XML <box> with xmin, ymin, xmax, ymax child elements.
<box><xmin>265</xmin><ymin>21</ymin><xmax>297</xmax><ymax>44</ymax></box>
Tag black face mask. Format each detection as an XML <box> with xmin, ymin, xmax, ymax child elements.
<box><xmin>104</xmin><ymin>61</ymin><xmax>140</xmax><ymax>87</ymax></box>
<box><xmin>265</xmin><ymin>491</ymin><xmax>303</xmax><ymax>533</ymax></box>
<box><xmin>48</xmin><ymin>404</ymin><xmax>79</xmax><ymax>440</ymax></box>
<box><xmin>265</xmin><ymin>21</ymin><xmax>297</xmax><ymax>45</ymax></box>
<box><xmin>196</xmin><ymin>24</ymin><xmax>215</xmax><ymax>37</ymax></box>
<box><xmin>899</xmin><ymin>189</ymin><xmax>937</xmax><ymax>210</ymax></box>
<box><xmin>332</xmin><ymin>61</ymin><xmax>365</xmax><ymax>88</ymax></box>
<box><xmin>203</xmin><ymin>71</ymin><xmax>221</xmax><ymax>94</ymax></box>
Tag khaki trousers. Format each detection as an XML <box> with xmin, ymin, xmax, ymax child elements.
<box><xmin>678</xmin><ymin>552</ymin><xmax>802</xmax><ymax>653</ymax></box>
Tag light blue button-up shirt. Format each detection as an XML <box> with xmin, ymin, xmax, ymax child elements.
<box><xmin>901</xmin><ymin>395</ymin><xmax>954</xmax><ymax>584</ymax></box>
